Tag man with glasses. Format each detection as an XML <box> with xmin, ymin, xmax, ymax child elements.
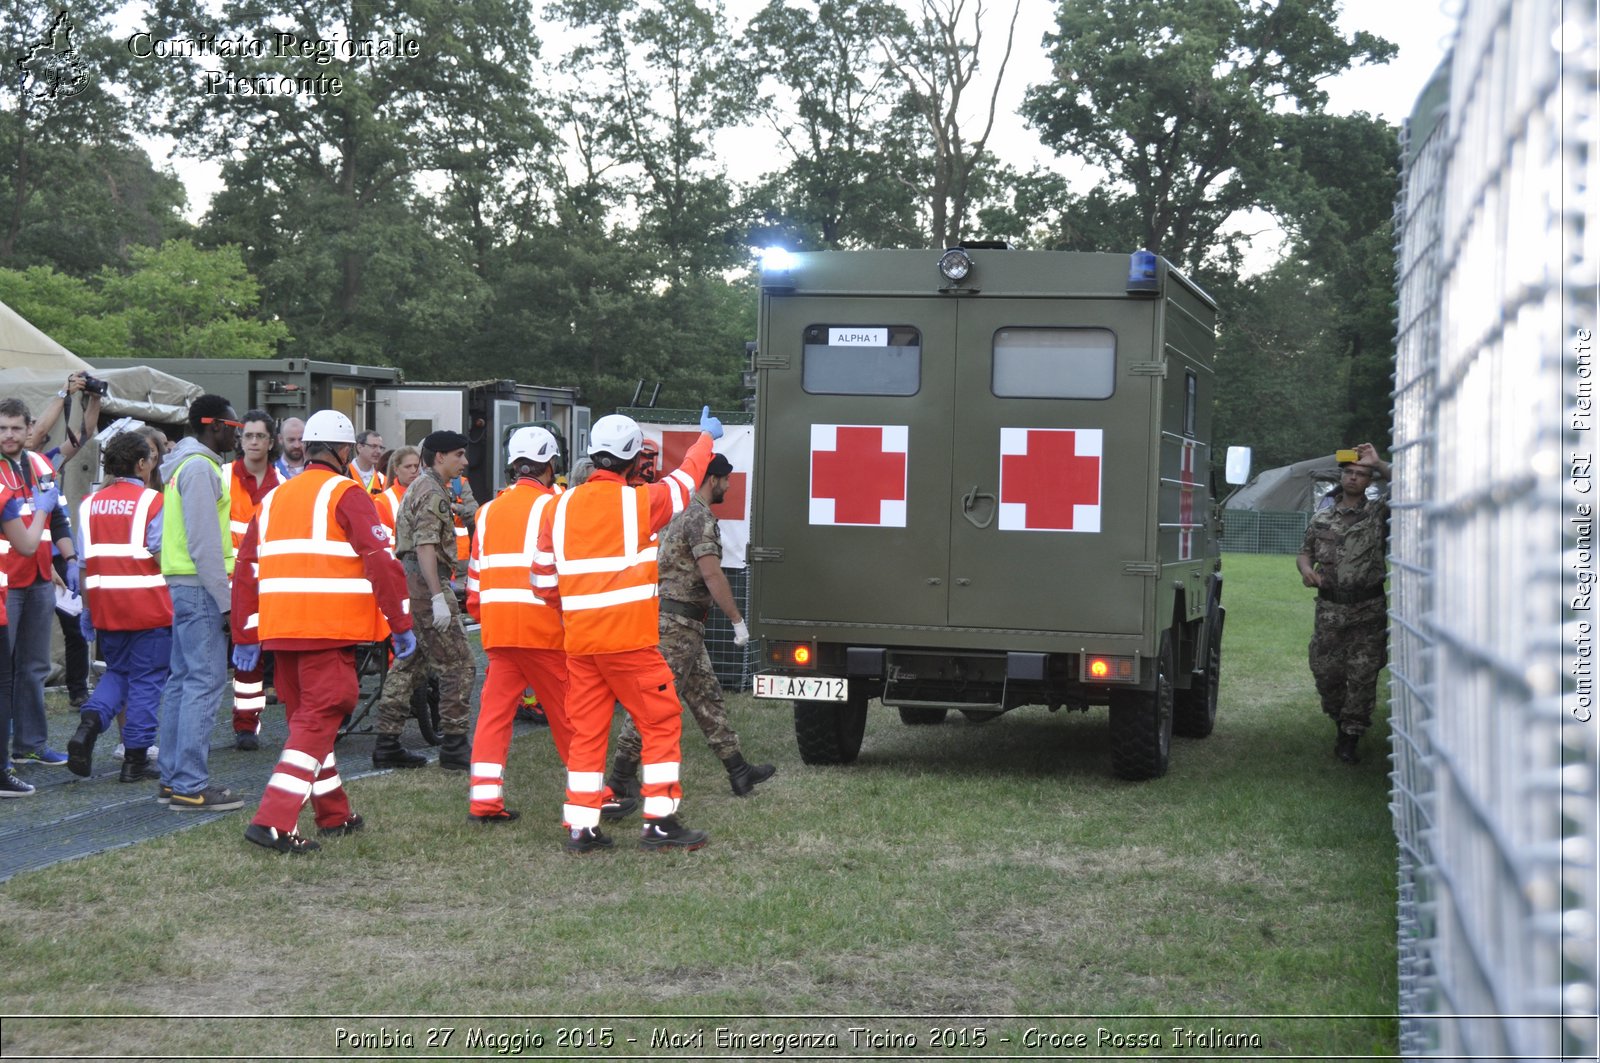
<box><xmin>157</xmin><ymin>395</ymin><xmax>243</xmax><ymax>810</ymax></box>
<box><xmin>350</xmin><ymin>431</ymin><xmax>386</xmax><ymax>494</ymax></box>
<box><xmin>228</xmin><ymin>410</ymin><xmax>280</xmax><ymax>749</ymax></box>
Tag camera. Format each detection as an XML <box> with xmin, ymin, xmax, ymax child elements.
<box><xmin>81</xmin><ymin>374</ymin><xmax>109</xmax><ymax>397</ymax></box>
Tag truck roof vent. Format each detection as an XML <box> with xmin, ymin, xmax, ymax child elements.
<box><xmin>957</xmin><ymin>240</ymin><xmax>1013</xmax><ymax>250</ymax></box>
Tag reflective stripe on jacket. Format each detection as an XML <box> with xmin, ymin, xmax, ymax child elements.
<box><xmin>0</xmin><ymin>450</ymin><xmax>56</xmax><ymax>586</ymax></box>
<box><xmin>79</xmin><ymin>481</ymin><xmax>172</xmax><ymax>631</ymax></box>
<box><xmin>468</xmin><ymin>480</ymin><xmax>561</xmax><ymax>651</ymax></box>
<box><xmin>254</xmin><ymin>467</ymin><xmax>390</xmax><ymax>643</ymax></box>
<box><xmin>549</xmin><ymin>481</ymin><xmax>659</xmax><ymax>654</ymax></box>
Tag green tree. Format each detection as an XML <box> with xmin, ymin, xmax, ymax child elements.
<box><xmin>1022</xmin><ymin>0</ymin><xmax>1395</xmax><ymax>272</ymax></box>
<box><xmin>740</xmin><ymin>0</ymin><xmax>922</xmax><ymax>249</ymax></box>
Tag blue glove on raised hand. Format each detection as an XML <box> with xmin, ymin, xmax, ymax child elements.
<box><xmin>392</xmin><ymin>628</ymin><xmax>418</xmax><ymax>659</ymax></box>
<box><xmin>64</xmin><ymin>559</ymin><xmax>78</xmax><ymax>595</ymax></box>
<box><xmin>231</xmin><ymin>643</ymin><xmax>261</xmax><ymax>672</ymax></box>
<box><xmin>31</xmin><ymin>481</ymin><xmax>59</xmax><ymax>516</ymax></box>
<box><xmin>700</xmin><ymin>404</ymin><xmax>723</xmax><ymax>440</ymax></box>
<box><xmin>78</xmin><ymin>612</ymin><xmax>95</xmax><ymax>644</ymax></box>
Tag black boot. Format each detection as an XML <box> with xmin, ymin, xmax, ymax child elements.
<box><xmin>372</xmin><ymin>734</ymin><xmax>428</xmax><ymax>769</ymax></box>
<box><xmin>1335</xmin><ymin>730</ymin><xmax>1361</xmax><ymax>764</ymax></box>
<box><xmin>119</xmin><ymin>747</ymin><xmax>160</xmax><ymax>783</ymax></box>
<box><xmin>438</xmin><ymin>733</ymin><xmax>470</xmax><ymax>772</ymax></box>
<box><xmin>723</xmin><ymin>752</ymin><xmax>776</xmax><ymax>797</ymax></box>
<box><xmin>67</xmin><ymin>711</ymin><xmax>103</xmax><ymax>778</ymax></box>
<box><xmin>602</xmin><ymin>753</ymin><xmax>641</xmax><ymax>820</ymax></box>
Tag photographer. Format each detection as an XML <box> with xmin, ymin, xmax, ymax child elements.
<box><xmin>27</xmin><ymin>372</ymin><xmax>105</xmax><ymax>464</ymax></box>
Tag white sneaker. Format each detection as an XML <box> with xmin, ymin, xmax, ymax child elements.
<box><xmin>113</xmin><ymin>742</ymin><xmax>125</xmax><ymax>760</ymax></box>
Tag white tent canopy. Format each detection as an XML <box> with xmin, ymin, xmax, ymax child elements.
<box><xmin>0</xmin><ymin>299</ymin><xmax>92</xmax><ymax>374</ymax></box>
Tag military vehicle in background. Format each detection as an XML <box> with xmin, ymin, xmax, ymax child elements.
<box><xmin>745</xmin><ymin>246</ymin><xmax>1247</xmax><ymax>779</ymax></box>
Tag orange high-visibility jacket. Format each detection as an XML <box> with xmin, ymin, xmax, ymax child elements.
<box><xmin>253</xmin><ymin>467</ymin><xmax>392</xmax><ymax>643</ymax></box>
<box><xmin>229</xmin><ymin>461</ymin><xmax>279</xmax><ymax>549</ymax></box>
<box><xmin>0</xmin><ymin>450</ymin><xmax>56</xmax><ymax>586</ymax></box>
<box><xmin>537</xmin><ymin>432</ymin><xmax>713</xmax><ymax>655</ymax></box>
<box><xmin>467</xmin><ymin>479</ymin><xmax>562</xmax><ymax>651</ymax></box>
<box><xmin>78</xmin><ymin>480</ymin><xmax>172</xmax><ymax>631</ymax></box>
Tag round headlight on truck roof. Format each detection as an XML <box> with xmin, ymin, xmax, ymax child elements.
<box><xmin>938</xmin><ymin>247</ymin><xmax>973</xmax><ymax>282</ymax></box>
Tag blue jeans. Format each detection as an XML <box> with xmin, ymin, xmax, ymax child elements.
<box><xmin>8</xmin><ymin>580</ymin><xmax>55</xmax><ymax>756</ymax></box>
<box><xmin>85</xmin><ymin>627</ymin><xmax>172</xmax><ymax>751</ymax></box>
<box><xmin>158</xmin><ymin>585</ymin><xmax>228</xmax><ymax>795</ymax></box>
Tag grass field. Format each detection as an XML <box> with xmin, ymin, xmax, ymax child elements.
<box><xmin>0</xmin><ymin>553</ymin><xmax>1397</xmax><ymax>1059</ymax></box>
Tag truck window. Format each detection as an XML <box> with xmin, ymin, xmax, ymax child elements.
<box><xmin>802</xmin><ymin>325</ymin><xmax>921</xmax><ymax>396</ymax></box>
<box><xmin>992</xmin><ymin>327</ymin><xmax>1115</xmax><ymax>399</ymax></box>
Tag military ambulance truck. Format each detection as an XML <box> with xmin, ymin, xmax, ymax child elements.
<box><xmin>747</xmin><ymin>246</ymin><xmax>1239</xmax><ymax>780</ymax></box>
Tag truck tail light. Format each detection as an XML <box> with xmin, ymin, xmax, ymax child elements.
<box><xmin>767</xmin><ymin>641</ymin><xmax>816</xmax><ymax>669</ymax></box>
<box><xmin>1083</xmin><ymin>655</ymin><xmax>1136</xmax><ymax>682</ymax></box>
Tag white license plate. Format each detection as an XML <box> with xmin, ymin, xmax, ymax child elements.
<box><xmin>753</xmin><ymin>674</ymin><xmax>848</xmax><ymax>701</ymax></box>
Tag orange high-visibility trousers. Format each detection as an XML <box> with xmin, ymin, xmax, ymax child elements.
<box><xmin>469</xmin><ymin>646</ymin><xmax>571</xmax><ymax>818</ymax></box>
<box><xmin>562</xmin><ymin>648</ymin><xmax>683</xmax><ymax>829</ymax></box>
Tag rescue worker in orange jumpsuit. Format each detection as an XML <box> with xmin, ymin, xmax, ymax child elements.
<box><xmin>231</xmin><ymin>410</ymin><xmax>417</xmax><ymax>854</ymax></box>
<box><xmin>463</xmin><ymin>426</ymin><xmax>573</xmax><ymax>824</ymax></box>
<box><xmin>534</xmin><ymin>407</ymin><xmax>719</xmax><ymax>853</ymax></box>
<box><xmin>228</xmin><ymin>409</ymin><xmax>279</xmax><ymax>749</ymax></box>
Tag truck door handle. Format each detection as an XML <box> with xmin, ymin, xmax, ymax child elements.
<box><xmin>960</xmin><ymin>484</ymin><xmax>996</xmax><ymax>529</ymax></box>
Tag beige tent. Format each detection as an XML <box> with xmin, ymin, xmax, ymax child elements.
<box><xmin>0</xmin><ymin>299</ymin><xmax>92</xmax><ymax>374</ymax></box>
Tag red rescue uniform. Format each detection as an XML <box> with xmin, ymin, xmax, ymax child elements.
<box><xmin>229</xmin><ymin>459</ymin><xmax>280</xmax><ymax>735</ymax></box>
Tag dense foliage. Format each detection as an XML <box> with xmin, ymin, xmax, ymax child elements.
<box><xmin>1</xmin><ymin>0</ymin><xmax>1399</xmax><ymax>460</ymax></box>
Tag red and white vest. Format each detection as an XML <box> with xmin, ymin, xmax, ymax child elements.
<box><xmin>79</xmin><ymin>479</ymin><xmax>173</xmax><ymax>631</ymax></box>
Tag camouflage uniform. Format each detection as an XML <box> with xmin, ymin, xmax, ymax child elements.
<box><xmin>1300</xmin><ymin>491</ymin><xmax>1389</xmax><ymax>736</ymax></box>
<box><xmin>615</xmin><ymin>496</ymin><xmax>739</xmax><ymax>760</ymax></box>
<box><xmin>376</xmin><ymin>467</ymin><xmax>474</xmax><ymax>736</ymax></box>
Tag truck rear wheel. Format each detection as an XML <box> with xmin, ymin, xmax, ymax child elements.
<box><xmin>1174</xmin><ymin>609</ymin><xmax>1222</xmax><ymax>738</ymax></box>
<box><xmin>898</xmin><ymin>707</ymin><xmax>947</xmax><ymax>725</ymax></box>
<box><xmin>1109</xmin><ymin>635</ymin><xmax>1174</xmax><ymax>780</ymax></box>
<box><xmin>794</xmin><ymin>692</ymin><xmax>869</xmax><ymax>765</ymax></box>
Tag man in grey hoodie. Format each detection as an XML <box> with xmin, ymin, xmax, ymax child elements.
<box><xmin>157</xmin><ymin>395</ymin><xmax>243</xmax><ymax>811</ymax></box>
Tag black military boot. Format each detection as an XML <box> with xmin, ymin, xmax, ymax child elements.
<box><xmin>119</xmin><ymin>747</ymin><xmax>160</xmax><ymax>783</ymax></box>
<box><xmin>602</xmin><ymin>753</ymin><xmax>641</xmax><ymax>820</ymax></box>
<box><xmin>438</xmin><ymin>733</ymin><xmax>470</xmax><ymax>772</ymax></box>
<box><xmin>723</xmin><ymin>752</ymin><xmax>776</xmax><ymax>797</ymax></box>
<box><xmin>66</xmin><ymin>711</ymin><xmax>103</xmax><ymax>778</ymax></box>
<box><xmin>1335</xmin><ymin>730</ymin><xmax>1361</xmax><ymax>764</ymax></box>
<box><xmin>372</xmin><ymin>734</ymin><xmax>428</xmax><ymax>769</ymax></box>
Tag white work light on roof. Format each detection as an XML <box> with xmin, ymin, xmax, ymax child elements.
<box><xmin>938</xmin><ymin>247</ymin><xmax>973</xmax><ymax>282</ymax></box>
<box><xmin>759</xmin><ymin>246</ymin><xmax>796</xmax><ymax>272</ymax></box>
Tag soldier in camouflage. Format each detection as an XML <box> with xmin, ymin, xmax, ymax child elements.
<box><xmin>1296</xmin><ymin>442</ymin><xmax>1392</xmax><ymax>764</ymax></box>
<box><xmin>607</xmin><ymin>454</ymin><xmax>776</xmax><ymax>798</ymax></box>
<box><xmin>371</xmin><ymin>430</ymin><xmax>476</xmax><ymax>771</ymax></box>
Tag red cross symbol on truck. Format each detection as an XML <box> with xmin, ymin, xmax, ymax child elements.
<box><xmin>809</xmin><ymin>424</ymin><xmax>908</xmax><ymax>526</ymax></box>
<box><xmin>996</xmin><ymin>428</ymin><xmax>1103</xmax><ymax>532</ymax></box>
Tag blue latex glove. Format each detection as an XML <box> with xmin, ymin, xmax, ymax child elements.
<box><xmin>231</xmin><ymin>643</ymin><xmax>261</xmax><ymax>672</ymax></box>
<box><xmin>31</xmin><ymin>481</ymin><xmax>59</xmax><ymax>515</ymax></box>
<box><xmin>78</xmin><ymin>612</ymin><xmax>95</xmax><ymax>644</ymax></box>
<box><xmin>392</xmin><ymin>628</ymin><xmax>418</xmax><ymax>659</ymax></box>
<box><xmin>699</xmin><ymin>404</ymin><xmax>723</xmax><ymax>440</ymax></box>
<box><xmin>64</xmin><ymin>559</ymin><xmax>78</xmax><ymax>595</ymax></box>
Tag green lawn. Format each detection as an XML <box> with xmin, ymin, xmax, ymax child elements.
<box><xmin>0</xmin><ymin>552</ymin><xmax>1397</xmax><ymax>1058</ymax></box>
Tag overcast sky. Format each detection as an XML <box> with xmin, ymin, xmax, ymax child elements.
<box><xmin>119</xmin><ymin>0</ymin><xmax>1461</xmax><ymax>237</ymax></box>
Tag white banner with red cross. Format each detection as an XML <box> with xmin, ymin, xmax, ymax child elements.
<box><xmin>637</xmin><ymin>422</ymin><xmax>753</xmax><ymax>568</ymax></box>
<box><xmin>997</xmin><ymin>427</ymin><xmax>1103</xmax><ymax>533</ymax></box>
<box><xmin>808</xmin><ymin>423</ymin><xmax>909</xmax><ymax>527</ymax></box>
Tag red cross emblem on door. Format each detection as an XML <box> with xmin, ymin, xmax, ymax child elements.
<box><xmin>809</xmin><ymin>424</ymin><xmax>908</xmax><ymax>526</ymax></box>
<box><xmin>997</xmin><ymin>428</ymin><xmax>1103</xmax><ymax>532</ymax></box>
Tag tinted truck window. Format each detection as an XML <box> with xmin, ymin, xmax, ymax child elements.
<box><xmin>802</xmin><ymin>325</ymin><xmax>921</xmax><ymax>395</ymax></box>
<box><xmin>992</xmin><ymin>327</ymin><xmax>1115</xmax><ymax>399</ymax></box>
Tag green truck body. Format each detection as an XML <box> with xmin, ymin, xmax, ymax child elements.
<box><xmin>747</xmin><ymin>247</ymin><xmax>1226</xmax><ymax>779</ymax></box>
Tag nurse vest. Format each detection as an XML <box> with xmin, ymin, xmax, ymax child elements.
<box><xmin>469</xmin><ymin>482</ymin><xmax>561</xmax><ymax>651</ymax></box>
<box><xmin>252</xmin><ymin>467</ymin><xmax>389</xmax><ymax>644</ymax></box>
<box><xmin>79</xmin><ymin>480</ymin><xmax>172</xmax><ymax>631</ymax></box>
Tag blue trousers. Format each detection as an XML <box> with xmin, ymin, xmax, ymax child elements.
<box><xmin>158</xmin><ymin>585</ymin><xmax>228</xmax><ymax>796</ymax></box>
<box><xmin>8</xmin><ymin>580</ymin><xmax>55</xmax><ymax>756</ymax></box>
<box><xmin>83</xmin><ymin>627</ymin><xmax>172</xmax><ymax>751</ymax></box>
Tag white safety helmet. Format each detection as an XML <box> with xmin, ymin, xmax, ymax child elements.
<box><xmin>587</xmin><ymin>414</ymin><xmax>644</xmax><ymax>460</ymax></box>
<box><xmin>507</xmin><ymin>425</ymin><xmax>560</xmax><ymax>466</ymax></box>
<box><xmin>303</xmin><ymin>409</ymin><xmax>357</xmax><ymax>445</ymax></box>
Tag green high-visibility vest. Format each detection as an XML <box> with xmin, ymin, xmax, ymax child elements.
<box><xmin>160</xmin><ymin>454</ymin><xmax>235</xmax><ymax>576</ymax></box>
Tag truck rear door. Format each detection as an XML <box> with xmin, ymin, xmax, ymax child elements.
<box><xmin>945</xmin><ymin>298</ymin><xmax>1153</xmax><ymax>635</ymax></box>
<box><xmin>756</xmin><ymin>297</ymin><xmax>957</xmax><ymax>627</ymax></box>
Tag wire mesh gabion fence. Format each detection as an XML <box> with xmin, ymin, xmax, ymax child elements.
<box><xmin>1390</xmin><ymin>1</ymin><xmax>1597</xmax><ymax>1058</ymax></box>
